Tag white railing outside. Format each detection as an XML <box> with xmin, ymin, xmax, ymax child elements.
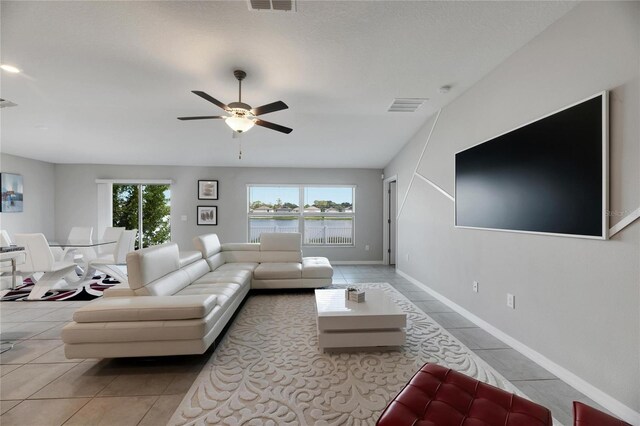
<box><xmin>249</xmin><ymin>225</ymin><xmax>353</xmax><ymax>245</ymax></box>
<box><xmin>304</xmin><ymin>226</ymin><xmax>353</xmax><ymax>245</ymax></box>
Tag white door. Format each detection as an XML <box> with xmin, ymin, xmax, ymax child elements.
<box><xmin>389</xmin><ymin>181</ymin><xmax>397</xmax><ymax>265</ymax></box>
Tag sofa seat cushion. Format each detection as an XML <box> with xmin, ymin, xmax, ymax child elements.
<box><xmin>254</xmin><ymin>262</ymin><xmax>302</xmax><ymax>280</ymax></box>
<box><xmin>302</xmin><ymin>257</ymin><xmax>333</xmax><ymax>279</ymax></box>
<box><xmin>62</xmin><ymin>305</ymin><xmax>223</xmax><ymax>344</ymax></box>
<box><xmin>216</xmin><ymin>263</ymin><xmax>259</xmax><ymax>272</ymax></box>
<box><xmin>194</xmin><ymin>270</ymin><xmax>252</xmax><ymax>285</ymax></box>
<box><xmin>73</xmin><ymin>295</ymin><xmax>217</xmax><ymax>323</ymax></box>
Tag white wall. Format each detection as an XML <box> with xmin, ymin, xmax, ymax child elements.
<box><xmin>385</xmin><ymin>1</ymin><xmax>640</xmax><ymax>420</ymax></box>
<box><xmin>54</xmin><ymin>164</ymin><xmax>383</xmax><ymax>261</ymax></box>
<box><xmin>0</xmin><ymin>153</ymin><xmax>56</xmax><ymax>239</ymax></box>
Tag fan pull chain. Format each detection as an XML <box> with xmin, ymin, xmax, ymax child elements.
<box><xmin>238</xmin><ymin>140</ymin><xmax>242</xmax><ymax>160</ymax></box>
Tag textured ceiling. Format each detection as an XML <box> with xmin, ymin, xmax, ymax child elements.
<box><xmin>0</xmin><ymin>1</ymin><xmax>575</xmax><ymax>168</ymax></box>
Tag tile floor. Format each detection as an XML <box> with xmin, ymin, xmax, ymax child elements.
<box><xmin>0</xmin><ymin>265</ymin><xmax>609</xmax><ymax>425</ymax></box>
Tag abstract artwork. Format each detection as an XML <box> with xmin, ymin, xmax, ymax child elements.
<box><xmin>198</xmin><ymin>180</ymin><xmax>218</xmax><ymax>200</ymax></box>
<box><xmin>197</xmin><ymin>206</ymin><xmax>217</xmax><ymax>225</ymax></box>
<box><xmin>1</xmin><ymin>173</ymin><xmax>23</xmax><ymax>212</ymax></box>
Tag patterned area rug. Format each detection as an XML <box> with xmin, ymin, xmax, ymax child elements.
<box><xmin>169</xmin><ymin>283</ymin><xmax>527</xmax><ymax>426</ymax></box>
<box><xmin>0</xmin><ymin>276</ymin><xmax>118</xmax><ymax>301</ymax></box>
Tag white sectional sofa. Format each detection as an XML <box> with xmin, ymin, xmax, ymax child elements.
<box><xmin>61</xmin><ymin>233</ymin><xmax>332</xmax><ymax>359</ymax></box>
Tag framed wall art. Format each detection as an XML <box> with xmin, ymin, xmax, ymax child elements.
<box><xmin>198</xmin><ymin>180</ymin><xmax>218</xmax><ymax>200</ymax></box>
<box><xmin>1</xmin><ymin>173</ymin><xmax>24</xmax><ymax>213</ymax></box>
<box><xmin>197</xmin><ymin>206</ymin><xmax>217</xmax><ymax>226</ymax></box>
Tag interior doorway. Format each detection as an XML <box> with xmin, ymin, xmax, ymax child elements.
<box><xmin>383</xmin><ymin>176</ymin><xmax>398</xmax><ymax>266</ymax></box>
<box><xmin>389</xmin><ymin>181</ymin><xmax>397</xmax><ymax>265</ymax></box>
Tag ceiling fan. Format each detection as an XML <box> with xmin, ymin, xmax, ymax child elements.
<box><xmin>178</xmin><ymin>70</ymin><xmax>292</xmax><ymax>135</ymax></box>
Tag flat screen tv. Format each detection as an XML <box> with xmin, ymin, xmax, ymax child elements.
<box><xmin>455</xmin><ymin>92</ymin><xmax>608</xmax><ymax>239</ymax></box>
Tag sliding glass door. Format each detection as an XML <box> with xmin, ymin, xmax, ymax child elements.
<box><xmin>112</xmin><ymin>184</ymin><xmax>171</xmax><ymax>248</ymax></box>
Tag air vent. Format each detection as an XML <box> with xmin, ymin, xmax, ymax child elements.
<box><xmin>388</xmin><ymin>98</ymin><xmax>428</xmax><ymax>112</ymax></box>
<box><xmin>0</xmin><ymin>98</ymin><xmax>17</xmax><ymax>108</ymax></box>
<box><xmin>248</xmin><ymin>0</ymin><xmax>296</xmax><ymax>12</ymax></box>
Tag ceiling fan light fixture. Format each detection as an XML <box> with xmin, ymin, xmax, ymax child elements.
<box><xmin>225</xmin><ymin>115</ymin><xmax>255</xmax><ymax>133</ymax></box>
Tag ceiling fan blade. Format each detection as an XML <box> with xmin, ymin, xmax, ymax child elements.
<box><xmin>192</xmin><ymin>91</ymin><xmax>229</xmax><ymax>111</ymax></box>
<box><xmin>251</xmin><ymin>101</ymin><xmax>288</xmax><ymax>116</ymax></box>
<box><xmin>177</xmin><ymin>116</ymin><xmax>225</xmax><ymax>120</ymax></box>
<box><xmin>255</xmin><ymin>119</ymin><xmax>293</xmax><ymax>134</ymax></box>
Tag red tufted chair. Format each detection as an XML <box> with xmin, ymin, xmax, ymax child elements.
<box><xmin>573</xmin><ymin>401</ymin><xmax>631</xmax><ymax>426</ymax></box>
<box><xmin>377</xmin><ymin>363</ymin><xmax>552</xmax><ymax>426</ymax></box>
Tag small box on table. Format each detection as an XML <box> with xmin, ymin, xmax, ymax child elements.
<box><xmin>346</xmin><ymin>288</ymin><xmax>365</xmax><ymax>303</ymax></box>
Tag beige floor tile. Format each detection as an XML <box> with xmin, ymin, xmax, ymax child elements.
<box><xmin>0</xmin><ymin>397</ymin><xmax>90</xmax><ymax>426</ymax></box>
<box><xmin>31</xmin><ymin>322</ymin><xmax>68</xmax><ymax>340</ymax></box>
<box><xmin>0</xmin><ymin>339</ymin><xmax>62</xmax><ymax>365</ymax></box>
<box><xmin>163</xmin><ymin>371</ymin><xmax>201</xmax><ymax>395</ymax></box>
<box><xmin>98</xmin><ymin>372</ymin><xmax>175</xmax><ymax>396</ymax></box>
<box><xmin>0</xmin><ymin>321</ymin><xmax>61</xmax><ymax>341</ymax></box>
<box><xmin>0</xmin><ymin>363</ymin><xmax>76</xmax><ymax>400</ymax></box>
<box><xmin>0</xmin><ymin>321</ymin><xmax>20</xmax><ymax>332</ymax></box>
<box><xmin>31</xmin><ymin>308</ymin><xmax>77</xmax><ymax>322</ymax></box>
<box><xmin>31</xmin><ymin>345</ymin><xmax>76</xmax><ymax>364</ymax></box>
<box><xmin>8</xmin><ymin>301</ymin><xmax>71</xmax><ymax>309</ymax></box>
<box><xmin>0</xmin><ymin>400</ymin><xmax>20</xmax><ymax>415</ymax></box>
<box><xmin>32</xmin><ymin>360</ymin><xmax>118</xmax><ymax>399</ymax></box>
<box><xmin>64</xmin><ymin>396</ymin><xmax>157</xmax><ymax>426</ymax></box>
<box><xmin>138</xmin><ymin>394</ymin><xmax>184</xmax><ymax>426</ymax></box>
<box><xmin>0</xmin><ymin>364</ymin><xmax>20</xmax><ymax>376</ymax></box>
<box><xmin>0</xmin><ymin>308</ymin><xmax>61</xmax><ymax>322</ymax></box>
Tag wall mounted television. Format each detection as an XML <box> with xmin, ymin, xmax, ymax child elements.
<box><xmin>455</xmin><ymin>92</ymin><xmax>608</xmax><ymax>239</ymax></box>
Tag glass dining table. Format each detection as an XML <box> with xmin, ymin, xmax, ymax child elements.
<box><xmin>48</xmin><ymin>239</ymin><xmax>117</xmax><ymax>248</ymax></box>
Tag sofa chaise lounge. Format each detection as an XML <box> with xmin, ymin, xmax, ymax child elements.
<box><xmin>61</xmin><ymin>233</ymin><xmax>332</xmax><ymax>359</ymax></box>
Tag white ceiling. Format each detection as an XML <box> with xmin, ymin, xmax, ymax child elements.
<box><xmin>0</xmin><ymin>1</ymin><xmax>575</xmax><ymax>168</ymax></box>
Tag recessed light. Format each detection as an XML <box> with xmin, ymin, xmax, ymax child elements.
<box><xmin>0</xmin><ymin>64</ymin><xmax>21</xmax><ymax>73</ymax></box>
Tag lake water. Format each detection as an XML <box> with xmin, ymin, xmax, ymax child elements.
<box><xmin>249</xmin><ymin>218</ymin><xmax>352</xmax><ymax>229</ymax></box>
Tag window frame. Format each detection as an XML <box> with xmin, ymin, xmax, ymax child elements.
<box><xmin>247</xmin><ymin>184</ymin><xmax>356</xmax><ymax>247</ymax></box>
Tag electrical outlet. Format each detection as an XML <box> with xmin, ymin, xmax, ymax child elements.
<box><xmin>406</xmin><ymin>253</ymin><xmax>410</xmax><ymax>262</ymax></box>
<box><xmin>365</xmin><ymin>244</ymin><xmax>370</xmax><ymax>251</ymax></box>
<box><xmin>472</xmin><ymin>281</ymin><xmax>478</xmax><ymax>293</ymax></box>
<box><xmin>507</xmin><ymin>293</ymin><xmax>515</xmax><ymax>309</ymax></box>
<box><xmin>181</xmin><ymin>215</ymin><xmax>188</xmax><ymax>222</ymax></box>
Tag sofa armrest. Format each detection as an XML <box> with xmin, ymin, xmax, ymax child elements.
<box><xmin>73</xmin><ymin>295</ymin><xmax>217</xmax><ymax>323</ymax></box>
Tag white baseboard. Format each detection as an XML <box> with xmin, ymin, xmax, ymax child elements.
<box><xmin>331</xmin><ymin>260</ymin><xmax>384</xmax><ymax>265</ymax></box>
<box><xmin>396</xmin><ymin>269</ymin><xmax>640</xmax><ymax>425</ymax></box>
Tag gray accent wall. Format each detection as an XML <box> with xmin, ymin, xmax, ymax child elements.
<box><xmin>54</xmin><ymin>164</ymin><xmax>383</xmax><ymax>261</ymax></box>
<box><xmin>385</xmin><ymin>1</ymin><xmax>639</xmax><ymax>416</ymax></box>
<box><xmin>0</xmin><ymin>153</ymin><xmax>56</xmax><ymax>239</ymax></box>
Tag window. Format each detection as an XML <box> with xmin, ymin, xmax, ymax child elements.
<box><xmin>248</xmin><ymin>185</ymin><xmax>354</xmax><ymax>246</ymax></box>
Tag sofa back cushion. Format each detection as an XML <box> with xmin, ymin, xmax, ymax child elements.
<box><xmin>259</xmin><ymin>233</ymin><xmax>302</xmax><ymax>263</ymax></box>
<box><xmin>260</xmin><ymin>233</ymin><xmax>301</xmax><ymax>251</ymax></box>
<box><xmin>136</xmin><ymin>269</ymin><xmax>191</xmax><ymax>296</ymax></box>
<box><xmin>127</xmin><ymin>243</ymin><xmax>180</xmax><ymax>291</ymax></box>
<box><xmin>193</xmin><ymin>233</ymin><xmax>225</xmax><ymax>270</ymax></box>
<box><xmin>222</xmin><ymin>243</ymin><xmax>261</xmax><ymax>263</ymax></box>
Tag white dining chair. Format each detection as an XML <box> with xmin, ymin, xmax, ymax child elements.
<box><xmin>98</xmin><ymin>227</ymin><xmax>125</xmax><ymax>257</ymax></box>
<box><xmin>1</xmin><ymin>230</ymin><xmax>12</xmax><ymax>247</ymax></box>
<box><xmin>15</xmin><ymin>233</ymin><xmax>80</xmax><ymax>300</ymax></box>
<box><xmin>84</xmin><ymin>229</ymin><xmax>137</xmax><ymax>284</ymax></box>
<box><xmin>0</xmin><ymin>230</ymin><xmax>25</xmax><ymax>293</ymax></box>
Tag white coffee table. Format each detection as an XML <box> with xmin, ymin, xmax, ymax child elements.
<box><xmin>314</xmin><ymin>288</ymin><xmax>406</xmax><ymax>351</ymax></box>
